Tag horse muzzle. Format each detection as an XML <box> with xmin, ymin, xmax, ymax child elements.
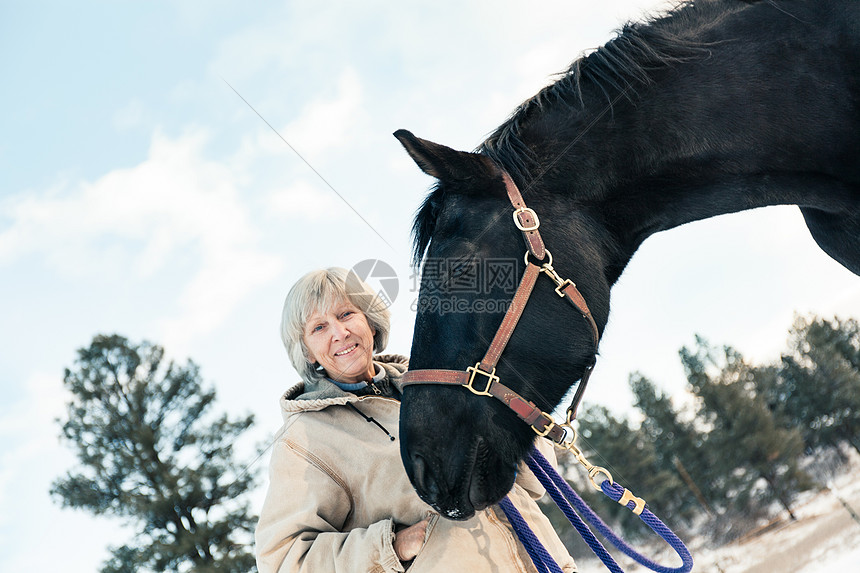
<box><xmin>400</xmin><ymin>424</ymin><xmax>517</xmax><ymax>520</ymax></box>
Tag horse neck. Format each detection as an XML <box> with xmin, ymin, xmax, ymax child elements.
<box><xmin>520</xmin><ymin>63</ymin><xmax>856</xmax><ymax>285</ymax></box>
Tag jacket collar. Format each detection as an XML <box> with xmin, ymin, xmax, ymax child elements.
<box><xmin>280</xmin><ymin>354</ymin><xmax>408</xmax><ymax>415</ymax></box>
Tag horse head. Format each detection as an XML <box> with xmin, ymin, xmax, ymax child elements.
<box><xmin>394</xmin><ymin>130</ymin><xmax>610</xmax><ymax>519</ymax></box>
<box><xmin>393</xmin><ymin>0</ymin><xmax>860</xmax><ymax>520</ymax></box>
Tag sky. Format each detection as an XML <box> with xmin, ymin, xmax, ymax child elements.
<box><xmin>2</xmin><ymin>1</ymin><xmax>859</xmax><ymax>571</ymax></box>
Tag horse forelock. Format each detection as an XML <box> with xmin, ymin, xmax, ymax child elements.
<box><xmin>479</xmin><ymin>0</ymin><xmax>735</xmax><ymax>184</ymax></box>
<box><xmin>411</xmin><ymin>184</ymin><xmax>442</xmax><ymax>266</ymax></box>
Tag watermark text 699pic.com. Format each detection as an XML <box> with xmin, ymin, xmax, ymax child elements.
<box><xmin>407</xmin><ymin>257</ymin><xmax>519</xmax><ymax>315</ymax></box>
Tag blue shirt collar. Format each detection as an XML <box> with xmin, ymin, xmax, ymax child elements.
<box><xmin>327</xmin><ymin>363</ymin><xmax>383</xmax><ymax>392</ymax></box>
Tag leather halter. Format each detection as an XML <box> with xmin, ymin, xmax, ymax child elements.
<box><xmin>400</xmin><ymin>170</ymin><xmax>601</xmax><ymax>444</ymax></box>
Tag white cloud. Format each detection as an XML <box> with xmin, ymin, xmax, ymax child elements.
<box><xmin>280</xmin><ymin>68</ymin><xmax>365</xmax><ymax>158</ymax></box>
<box><xmin>225</xmin><ymin>67</ymin><xmax>365</xmax><ymax>173</ymax></box>
<box><xmin>0</xmin><ymin>371</ymin><xmax>68</xmax><ymax>517</ymax></box>
<box><xmin>209</xmin><ymin>16</ymin><xmax>298</xmax><ymax>84</ymax></box>
<box><xmin>0</xmin><ymin>129</ymin><xmax>282</xmax><ymax>347</ymax></box>
<box><xmin>264</xmin><ymin>179</ymin><xmax>343</xmax><ymax>222</ymax></box>
<box><xmin>157</xmin><ymin>246</ymin><xmax>281</xmax><ymax>351</ymax></box>
<box><xmin>112</xmin><ymin>99</ymin><xmax>147</xmax><ymax>131</ymax></box>
<box><xmin>0</xmin><ymin>368</ymin><xmax>129</xmax><ymax>572</ymax></box>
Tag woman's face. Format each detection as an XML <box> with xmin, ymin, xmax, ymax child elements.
<box><xmin>303</xmin><ymin>299</ymin><xmax>377</xmax><ymax>384</ymax></box>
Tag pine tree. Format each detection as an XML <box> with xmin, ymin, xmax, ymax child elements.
<box><xmin>680</xmin><ymin>338</ymin><xmax>813</xmax><ymax>523</ymax></box>
<box><xmin>51</xmin><ymin>334</ymin><xmax>259</xmax><ymax>573</ymax></box>
<box><xmin>779</xmin><ymin>316</ymin><xmax>860</xmax><ymax>454</ymax></box>
<box><xmin>630</xmin><ymin>375</ymin><xmax>716</xmax><ymax>520</ymax></box>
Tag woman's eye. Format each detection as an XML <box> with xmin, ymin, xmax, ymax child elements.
<box><xmin>341</xmin><ymin>311</ymin><xmax>354</xmax><ymax>319</ymax></box>
<box><xmin>311</xmin><ymin>324</ymin><xmax>324</xmax><ymax>333</ymax></box>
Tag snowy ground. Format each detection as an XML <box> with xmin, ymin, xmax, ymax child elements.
<box><xmin>693</xmin><ymin>473</ymin><xmax>860</xmax><ymax>573</ymax></box>
<box><xmin>576</xmin><ymin>458</ymin><xmax>860</xmax><ymax>573</ymax></box>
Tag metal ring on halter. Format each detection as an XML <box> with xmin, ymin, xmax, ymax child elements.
<box><xmin>587</xmin><ymin>466</ymin><xmax>614</xmax><ymax>491</ymax></box>
<box><xmin>524</xmin><ymin>248</ymin><xmax>552</xmax><ymax>267</ymax></box>
<box><xmin>550</xmin><ymin>417</ymin><xmax>575</xmax><ymax>449</ymax></box>
<box><xmin>551</xmin><ymin>426</ymin><xmax>577</xmax><ymax>451</ymax></box>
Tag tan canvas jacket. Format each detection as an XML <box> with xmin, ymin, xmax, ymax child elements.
<box><xmin>255</xmin><ymin>355</ymin><xmax>576</xmax><ymax>573</ymax></box>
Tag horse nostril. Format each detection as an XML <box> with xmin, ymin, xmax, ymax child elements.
<box><xmin>411</xmin><ymin>453</ymin><xmax>440</xmax><ymax>501</ymax></box>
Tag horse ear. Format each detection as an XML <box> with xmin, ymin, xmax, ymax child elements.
<box><xmin>394</xmin><ymin>129</ymin><xmax>494</xmax><ymax>183</ymax></box>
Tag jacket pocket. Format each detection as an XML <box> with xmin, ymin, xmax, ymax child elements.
<box><xmin>403</xmin><ymin>514</ymin><xmax>440</xmax><ymax>571</ymax></box>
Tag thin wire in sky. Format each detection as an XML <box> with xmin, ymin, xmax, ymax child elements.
<box><xmin>221</xmin><ymin>77</ymin><xmax>397</xmax><ymax>253</ymax></box>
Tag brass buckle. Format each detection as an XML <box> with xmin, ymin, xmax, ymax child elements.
<box><xmin>531</xmin><ymin>411</ymin><xmax>557</xmax><ymax>437</ymax></box>
<box><xmin>464</xmin><ymin>363</ymin><xmax>498</xmax><ymax>396</ymax></box>
<box><xmin>513</xmin><ymin>207</ymin><xmax>540</xmax><ymax>232</ymax></box>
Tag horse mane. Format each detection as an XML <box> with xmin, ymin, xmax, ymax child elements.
<box><xmin>478</xmin><ymin>0</ymin><xmax>751</xmax><ymax>184</ymax></box>
<box><xmin>412</xmin><ymin>0</ymin><xmax>764</xmax><ymax>264</ymax></box>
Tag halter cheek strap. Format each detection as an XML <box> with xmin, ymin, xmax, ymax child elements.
<box><xmin>400</xmin><ymin>168</ymin><xmax>601</xmax><ymax>442</ymax></box>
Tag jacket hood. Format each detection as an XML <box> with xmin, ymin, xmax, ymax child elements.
<box><xmin>280</xmin><ymin>354</ymin><xmax>408</xmax><ymax>417</ymax></box>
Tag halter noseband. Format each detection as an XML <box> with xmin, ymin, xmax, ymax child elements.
<box><xmin>400</xmin><ymin>169</ymin><xmax>601</xmax><ymax>445</ymax></box>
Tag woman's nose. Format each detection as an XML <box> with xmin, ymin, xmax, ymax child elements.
<box><xmin>331</xmin><ymin>322</ymin><xmax>349</xmax><ymax>340</ymax></box>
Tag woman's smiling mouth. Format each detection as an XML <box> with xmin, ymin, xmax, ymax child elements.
<box><xmin>334</xmin><ymin>343</ymin><xmax>359</xmax><ymax>357</ymax></box>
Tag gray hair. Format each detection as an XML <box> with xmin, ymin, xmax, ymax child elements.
<box><xmin>281</xmin><ymin>267</ymin><xmax>391</xmax><ymax>384</ymax></box>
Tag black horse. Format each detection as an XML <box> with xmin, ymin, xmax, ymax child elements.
<box><xmin>394</xmin><ymin>0</ymin><xmax>860</xmax><ymax>520</ymax></box>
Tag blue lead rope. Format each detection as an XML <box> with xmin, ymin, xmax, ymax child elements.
<box><xmin>498</xmin><ymin>497</ymin><xmax>565</xmax><ymax>573</ymax></box>
<box><xmin>500</xmin><ymin>447</ymin><xmax>693</xmax><ymax>573</ymax></box>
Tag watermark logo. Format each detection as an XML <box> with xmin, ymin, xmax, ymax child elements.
<box><xmin>347</xmin><ymin>259</ymin><xmax>399</xmax><ymax>308</ymax></box>
<box><xmin>410</xmin><ymin>257</ymin><xmax>518</xmax><ymax>295</ymax></box>
<box><xmin>347</xmin><ymin>257</ymin><xmax>520</xmax><ymax>316</ymax></box>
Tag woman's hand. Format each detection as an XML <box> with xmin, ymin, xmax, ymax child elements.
<box><xmin>393</xmin><ymin>517</ymin><xmax>431</xmax><ymax>562</ymax></box>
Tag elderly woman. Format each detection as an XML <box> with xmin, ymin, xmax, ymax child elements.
<box><xmin>255</xmin><ymin>267</ymin><xmax>576</xmax><ymax>572</ymax></box>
